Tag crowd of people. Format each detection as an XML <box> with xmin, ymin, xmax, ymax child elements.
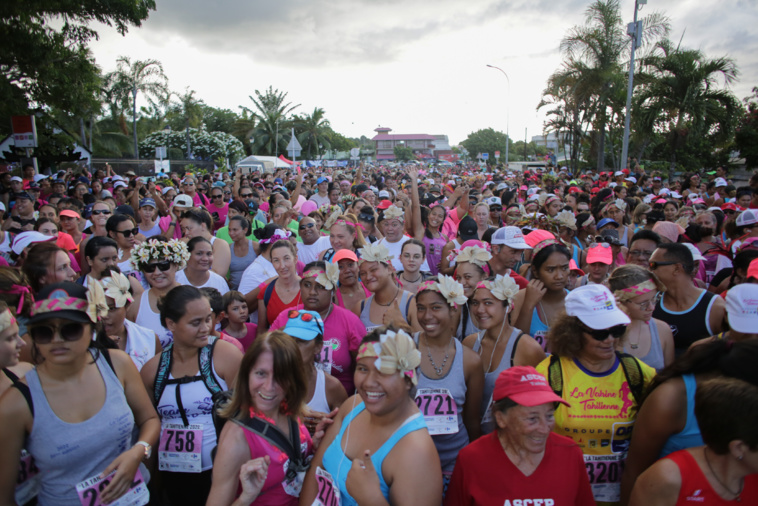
<box><xmin>0</xmin><ymin>160</ymin><xmax>757</xmax><ymax>505</ymax></box>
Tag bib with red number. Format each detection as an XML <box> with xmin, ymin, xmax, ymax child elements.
<box><xmin>158</xmin><ymin>423</ymin><xmax>203</xmax><ymax>473</ymax></box>
<box><xmin>15</xmin><ymin>450</ymin><xmax>41</xmax><ymax>505</ymax></box>
<box><xmin>414</xmin><ymin>388</ymin><xmax>459</xmax><ymax>436</ymax></box>
<box><xmin>75</xmin><ymin>468</ymin><xmax>149</xmax><ymax>506</ymax></box>
<box><xmin>311</xmin><ymin>466</ymin><xmax>340</xmax><ymax>506</ymax></box>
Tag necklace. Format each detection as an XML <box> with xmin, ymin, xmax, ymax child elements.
<box><xmin>627</xmin><ymin>323</ymin><xmax>644</xmax><ymax>350</ymax></box>
<box><xmin>376</xmin><ymin>284</ymin><xmax>400</xmax><ymax>307</ymax></box>
<box><xmin>402</xmin><ymin>272</ymin><xmax>422</xmax><ymax>284</ymax></box>
<box><xmin>320</xmin><ymin>304</ymin><xmax>333</xmax><ymax>321</ymax></box>
<box><xmin>703</xmin><ymin>447</ymin><xmax>743</xmax><ymax>501</ymax></box>
<box><xmin>424</xmin><ymin>334</ymin><xmax>452</xmax><ymax>376</ymax></box>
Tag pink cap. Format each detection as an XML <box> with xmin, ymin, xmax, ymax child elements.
<box><xmin>748</xmin><ymin>258</ymin><xmax>758</xmax><ymax>281</ymax></box>
<box><xmin>569</xmin><ymin>259</ymin><xmax>585</xmax><ymax>276</ymax></box>
<box><xmin>524</xmin><ymin>230</ymin><xmax>555</xmax><ymax>248</ymax></box>
<box><xmin>493</xmin><ymin>366</ymin><xmax>570</xmax><ymax>406</ymax></box>
<box><xmin>332</xmin><ymin>249</ymin><xmax>358</xmax><ymax>264</ymax></box>
<box><xmin>59</xmin><ymin>209</ymin><xmax>81</xmax><ymax>220</ymax></box>
<box><xmin>586</xmin><ymin>244</ymin><xmax>613</xmax><ymax>265</ymax></box>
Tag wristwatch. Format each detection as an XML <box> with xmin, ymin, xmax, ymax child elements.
<box><xmin>135</xmin><ymin>441</ymin><xmax>152</xmax><ymax>461</ymax></box>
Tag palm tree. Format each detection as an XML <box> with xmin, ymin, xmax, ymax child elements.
<box><xmin>635</xmin><ymin>39</ymin><xmax>739</xmax><ymax>170</ymax></box>
<box><xmin>295</xmin><ymin>107</ymin><xmax>331</xmax><ymax>159</ymax></box>
<box><xmin>243</xmin><ymin>86</ymin><xmax>299</xmax><ymax>156</ymax></box>
<box><xmin>171</xmin><ymin>88</ymin><xmax>204</xmax><ymax>158</ymax></box>
<box><xmin>104</xmin><ymin>56</ymin><xmax>169</xmax><ymax>158</ymax></box>
<box><xmin>232</xmin><ymin>109</ymin><xmax>256</xmax><ymax>156</ymax></box>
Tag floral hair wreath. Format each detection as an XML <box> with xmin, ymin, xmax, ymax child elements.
<box><xmin>476</xmin><ymin>275</ymin><xmax>520</xmax><ymax>303</ymax></box>
<box><xmin>356</xmin><ymin>329</ymin><xmax>421</xmax><ymax>386</ymax></box>
<box><xmin>303</xmin><ymin>262</ymin><xmax>340</xmax><ymax>291</ymax></box>
<box><xmin>358</xmin><ymin>242</ymin><xmax>393</xmax><ymax>264</ymax></box>
<box><xmin>418</xmin><ymin>275</ymin><xmax>468</xmax><ymax>308</ymax></box>
<box><xmin>382</xmin><ymin>204</ymin><xmax>405</xmax><ymax>222</ymax></box>
<box><xmin>100</xmin><ymin>272</ymin><xmax>134</xmax><ymax>308</ymax></box>
<box><xmin>453</xmin><ymin>245</ymin><xmax>492</xmax><ymax>268</ymax></box>
<box><xmin>0</xmin><ymin>307</ymin><xmax>16</xmax><ymax>334</ymax></box>
<box><xmin>323</xmin><ymin>208</ymin><xmax>343</xmax><ymax>230</ymax></box>
<box><xmin>553</xmin><ymin>210</ymin><xmax>577</xmax><ymax>231</ymax></box>
<box><xmin>259</xmin><ymin>229</ymin><xmax>292</xmax><ymax>245</ymax></box>
<box><xmin>131</xmin><ymin>238</ymin><xmax>190</xmax><ymax>270</ymax></box>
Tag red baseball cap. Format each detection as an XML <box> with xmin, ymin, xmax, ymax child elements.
<box><xmin>493</xmin><ymin>366</ymin><xmax>570</xmax><ymax>406</ymax></box>
<box><xmin>569</xmin><ymin>259</ymin><xmax>585</xmax><ymax>276</ymax></box>
<box><xmin>568</xmin><ymin>187</ymin><xmax>582</xmax><ymax>194</ymax></box>
<box><xmin>377</xmin><ymin>200</ymin><xmax>393</xmax><ymax>210</ymax></box>
<box><xmin>747</xmin><ymin>258</ymin><xmax>758</xmax><ymax>281</ymax></box>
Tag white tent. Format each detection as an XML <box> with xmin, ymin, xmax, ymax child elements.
<box><xmin>235</xmin><ymin>155</ymin><xmax>292</xmax><ymax>171</ymax></box>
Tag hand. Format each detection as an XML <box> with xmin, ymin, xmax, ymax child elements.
<box><xmin>383</xmin><ymin>299</ymin><xmax>404</xmax><ymax>326</ymax></box>
<box><xmin>98</xmin><ymin>446</ymin><xmax>143</xmax><ymax>504</ymax></box>
<box><xmin>345</xmin><ymin>450</ymin><xmax>382</xmax><ymax>504</ymax></box>
<box><xmin>238</xmin><ymin>455</ymin><xmax>271</xmax><ymax>503</ymax></box>
<box><xmin>302</xmin><ymin>405</ymin><xmax>326</xmax><ymax>435</ymax></box>
<box><xmin>524</xmin><ymin>279</ymin><xmax>547</xmax><ymax>307</ymax></box>
<box><xmin>407</xmin><ymin>166</ymin><xmax>419</xmax><ymax>181</ymax></box>
<box><xmin>312</xmin><ymin>408</ymin><xmax>338</xmax><ymax>449</ymax></box>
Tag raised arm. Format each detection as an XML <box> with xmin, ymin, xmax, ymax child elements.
<box><xmin>289</xmin><ymin>168</ymin><xmax>304</xmax><ymax>207</ymax></box>
<box><xmin>407</xmin><ymin>167</ymin><xmax>424</xmax><ymax>240</ymax></box>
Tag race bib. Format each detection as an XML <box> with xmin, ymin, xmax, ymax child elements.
<box><xmin>76</xmin><ymin>468</ymin><xmax>149</xmax><ymax>506</ymax></box>
<box><xmin>317</xmin><ymin>343</ymin><xmax>334</xmax><ymax>375</ymax></box>
<box><xmin>158</xmin><ymin>423</ymin><xmax>203</xmax><ymax>473</ymax></box>
<box><xmin>584</xmin><ymin>454</ymin><xmax>624</xmax><ymax>503</ymax></box>
<box><xmin>15</xmin><ymin>450</ymin><xmax>41</xmax><ymax>505</ymax></box>
<box><xmin>415</xmin><ymin>388</ymin><xmax>459</xmax><ymax>436</ymax></box>
<box><xmin>312</xmin><ymin>467</ymin><xmax>340</xmax><ymax>506</ymax></box>
<box><xmin>533</xmin><ymin>331</ymin><xmax>548</xmax><ymax>351</ymax></box>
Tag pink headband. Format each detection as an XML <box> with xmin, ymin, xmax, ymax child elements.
<box><xmin>0</xmin><ymin>285</ymin><xmax>33</xmax><ymax>310</ymax></box>
<box><xmin>336</xmin><ymin>219</ymin><xmax>365</xmax><ymax>232</ymax></box>
<box><xmin>614</xmin><ymin>279</ymin><xmax>658</xmax><ymax>302</ymax></box>
<box><xmin>532</xmin><ymin>239</ymin><xmax>562</xmax><ymax>257</ymax></box>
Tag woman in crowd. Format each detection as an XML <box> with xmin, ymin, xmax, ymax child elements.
<box><xmin>140</xmin><ymin>285</ymin><xmax>242</xmax><ymax>506</ymax></box>
<box><xmin>97</xmin><ymin>270</ymin><xmax>161</xmax><ymax>371</ymax></box>
<box><xmin>0</xmin><ymin>282</ymin><xmax>160</xmax><ymax>506</ymax></box>
<box><xmin>603</xmin><ymin>199</ymin><xmax>633</xmax><ymax>247</ymax></box>
<box><xmin>352</xmin><ymin>243</ymin><xmax>418</xmax><ymax>334</ymax></box>
<box><xmin>79</xmin><ymin>236</ymin><xmax>119</xmax><ymax>283</ymax></box>
<box><xmin>619</xmin><ymin>339</ymin><xmax>758</xmax><ymax>505</ymax></box>
<box><xmin>512</xmin><ymin>240</ymin><xmax>572</xmax><ymax>351</ymax></box>
<box><xmin>58</xmin><ymin>209</ymin><xmax>85</xmax><ymax>255</ymax></box>
<box><xmin>270</xmin><ymin>261</ymin><xmax>365</xmax><ymax>395</ymax></box>
<box><xmin>180</xmin><ymin>208</ymin><xmax>231</xmax><ymax>276</ymax></box>
<box><xmin>630</xmin><ymin>377</ymin><xmax>758</xmax><ymax>505</ymax></box>
<box><xmin>282</xmin><ymin>309</ymin><xmax>348</xmax><ymax>431</ymax></box>
<box><xmin>332</xmin><ymin>249</ymin><xmax>370</xmax><ymax>309</ymax></box>
<box><xmin>535</xmin><ymin>284</ymin><xmax>656</xmax><ymax>505</ymax></box>
<box><xmin>413</xmin><ymin>275</ymin><xmax>484</xmax><ymax>485</ymax></box>
<box><xmin>207</xmin><ymin>330</ymin><xmax>315</xmax><ymax>506</ymax></box>
<box><xmin>319</xmin><ymin>213</ymin><xmax>366</xmax><ymax>262</ymax></box>
<box><xmin>444</xmin><ymin>366</ymin><xmax>594</xmax><ymax>505</ymax></box>
<box><xmin>127</xmin><ymin>237</ymin><xmax>189</xmax><ymax>348</ymax></box>
<box><xmin>106</xmin><ymin>213</ymin><xmax>143</xmax><ymax>282</ymax></box>
<box><xmin>300</xmin><ymin>326</ymin><xmax>443</xmax><ymax>506</ymax></box>
<box><xmin>397</xmin><ymin>239</ymin><xmax>430</xmax><ymax>294</ymax></box>
<box><xmin>663</xmin><ymin>200</ymin><xmax>680</xmax><ymax>223</ymax></box>
<box><xmin>238</xmin><ymin>225</ymin><xmax>287</xmax><ymax>317</ymax></box>
<box><xmin>464</xmin><ymin>275</ymin><xmax>546</xmax><ymax>434</ymax></box>
<box><xmin>22</xmin><ymin>242</ymin><xmax>76</xmax><ymax>294</ymax></box>
<box><xmin>78</xmin><ymin>201</ymin><xmax>112</xmax><ymax>266</ymax></box>
<box><xmin>472</xmin><ymin>202</ymin><xmax>493</xmax><ymax>240</ymax></box>
<box><xmin>228</xmin><ymin>215</ymin><xmax>257</xmax><ymax>291</ymax></box>
<box><xmin>451</xmin><ymin>240</ymin><xmax>492</xmax><ymax>339</ymax></box>
<box><xmin>176</xmin><ymin>237</ymin><xmax>230</xmax><ymax>295</ymax></box>
<box><xmin>408</xmin><ymin>167</ymin><xmax>449</xmax><ymax>275</ymax></box>
<box><xmin>631</xmin><ymin>203</ymin><xmax>653</xmax><ymax>233</ymax></box>
<box><xmin>542</xmin><ymin>194</ymin><xmax>564</xmax><ymax>218</ymax></box>
<box><xmin>257</xmin><ymin>239</ymin><xmax>302</xmax><ymax>337</ymax></box>
<box><xmin>608</xmin><ymin>265</ymin><xmax>674</xmax><ymax>371</ymax></box>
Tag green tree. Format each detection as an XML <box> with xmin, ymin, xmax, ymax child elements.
<box><xmin>294</xmin><ymin>107</ymin><xmax>331</xmax><ymax>159</ymax></box>
<box><xmin>244</xmin><ymin>86</ymin><xmax>299</xmax><ymax>156</ymax></box>
<box><xmin>321</xmin><ymin>127</ymin><xmax>357</xmax><ymax>154</ymax></box>
<box><xmin>105</xmin><ymin>56</ymin><xmax>169</xmax><ymax>158</ymax></box>
<box><xmin>202</xmin><ymin>106</ymin><xmax>239</xmax><ymax>134</ymax></box>
<box><xmin>735</xmin><ymin>87</ymin><xmax>758</xmax><ymax>169</ymax></box>
<box><xmin>636</xmin><ymin>39</ymin><xmax>740</xmax><ymax>170</ymax></box>
<box><xmin>394</xmin><ymin>145</ymin><xmax>414</xmax><ymax>162</ymax></box>
<box><xmin>460</xmin><ymin>128</ymin><xmax>510</xmax><ymax>164</ymax></box>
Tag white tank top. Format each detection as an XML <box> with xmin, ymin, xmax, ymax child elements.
<box><xmin>123</xmin><ymin>319</ymin><xmax>157</xmax><ymax>371</ymax></box>
<box><xmin>135</xmin><ymin>289</ymin><xmax>172</xmax><ymax>348</ymax></box>
<box><xmin>307</xmin><ymin>368</ymin><xmax>330</xmax><ymax>414</ymax></box>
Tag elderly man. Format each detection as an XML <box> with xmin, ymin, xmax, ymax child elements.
<box><xmin>296</xmin><ymin>216</ymin><xmax>331</xmax><ymax>264</ymax></box>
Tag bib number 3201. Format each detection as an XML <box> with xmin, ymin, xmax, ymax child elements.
<box><xmin>415</xmin><ymin>388</ymin><xmax>459</xmax><ymax>436</ymax></box>
<box><xmin>158</xmin><ymin>423</ymin><xmax>203</xmax><ymax>473</ymax></box>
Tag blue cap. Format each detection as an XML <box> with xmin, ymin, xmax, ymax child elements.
<box><xmin>317</xmin><ymin>177</ymin><xmax>328</xmax><ymax>184</ymax></box>
<box><xmin>139</xmin><ymin>198</ymin><xmax>156</xmax><ymax>208</ymax></box>
<box><xmin>283</xmin><ymin>310</ymin><xmax>324</xmax><ymax>341</ymax></box>
<box><xmin>274</xmin><ymin>178</ymin><xmax>284</xmax><ymax>184</ymax></box>
<box><xmin>597</xmin><ymin>218</ymin><xmax>619</xmax><ymax>229</ymax></box>
<box><xmin>213</xmin><ymin>181</ymin><xmax>226</xmax><ymax>188</ymax></box>
<box><xmin>82</xmin><ymin>203</ymin><xmax>94</xmax><ymax>219</ymax></box>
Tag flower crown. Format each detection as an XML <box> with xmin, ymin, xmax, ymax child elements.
<box><xmin>356</xmin><ymin>329</ymin><xmax>421</xmax><ymax>385</ymax></box>
<box><xmin>131</xmin><ymin>239</ymin><xmax>190</xmax><ymax>270</ymax></box>
<box><xmin>303</xmin><ymin>262</ymin><xmax>340</xmax><ymax>291</ymax></box>
<box><xmin>476</xmin><ymin>275</ymin><xmax>520</xmax><ymax>303</ymax></box>
<box><xmin>418</xmin><ymin>275</ymin><xmax>468</xmax><ymax>308</ymax></box>
<box><xmin>383</xmin><ymin>204</ymin><xmax>405</xmax><ymax>222</ymax></box>
<box><xmin>553</xmin><ymin>210</ymin><xmax>577</xmax><ymax>230</ymax></box>
<box><xmin>323</xmin><ymin>208</ymin><xmax>343</xmax><ymax>230</ymax></box>
<box><xmin>259</xmin><ymin>229</ymin><xmax>292</xmax><ymax>245</ymax></box>
<box><xmin>100</xmin><ymin>272</ymin><xmax>134</xmax><ymax>308</ymax></box>
<box><xmin>454</xmin><ymin>245</ymin><xmax>492</xmax><ymax>268</ymax></box>
<box><xmin>358</xmin><ymin>242</ymin><xmax>393</xmax><ymax>264</ymax></box>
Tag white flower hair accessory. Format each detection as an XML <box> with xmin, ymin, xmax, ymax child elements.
<box><xmin>455</xmin><ymin>245</ymin><xmax>492</xmax><ymax>268</ymax></box>
<box><xmin>304</xmin><ymin>262</ymin><xmax>340</xmax><ymax>291</ymax></box>
<box><xmin>614</xmin><ymin>198</ymin><xmax>627</xmax><ymax>212</ymax></box>
<box><xmin>131</xmin><ymin>238</ymin><xmax>190</xmax><ymax>270</ymax></box>
<box><xmin>382</xmin><ymin>204</ymin><xmax>405</xmax><ymax>222</ymax></box>
<box><xmin>323</xmin><ymin>208</ymin><xmax>343</xmax><ymax>230</ymax></box>
<box><xmin>357</xmin><ymin>329</ymin><xmax>421</xmax><ymax>385</ymax></box>
<box><xmin>554</xmin><ymin>210</ymin><xmax>577</xmax><ymax>230</ymax></box>
<box><xmin>477</xmin><ymin>275</ymin><xmax>519</xmax><ymax>303</ymax></box>
<box><xmin>100</xmin><ymin>272</ymin><xmax>134</xmax><ymax>308</ymax></box>
<box><xmin>537</xmin><ymin>193</ymin><xmax>552</xmax><ymax>209</ymax></box>
<box><xmin>418</xmin><ymin>275</ymin><xmax>468</xmax><ymax>308</ymax></box>
<box><xmin>358</xmin><ymin>242</ymin><xmax>393</xmax><ymax>264</ymax></box>
<box><xmin>85</xmin><ymin>276</ymin><xmax>109</xmax><ymax>323</ymax></box>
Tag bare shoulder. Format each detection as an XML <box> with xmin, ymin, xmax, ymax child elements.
<box><xmin>630</xmin><ymin>456</ymin><xmax>682</xmax><ymax>506</ymax></box>
<box><xmin>461</xmin><ymin>332</ymin><xmax>479</xmax><ymax>349</ymax></box>
<box><xmin>461</xmin><ymin>344</ymin><xmax>482</xmax><ymax>368</ymax></box>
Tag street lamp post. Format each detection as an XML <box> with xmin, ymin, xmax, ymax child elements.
<box><xmin>487</xmin><ymin>64</ymin><xmax>510</xmax><ymax>165</ymax></box>
<box><xmin>620</xmin><ymin>0</ymin><xmax>647</xmax><ymax>170</ymax></box>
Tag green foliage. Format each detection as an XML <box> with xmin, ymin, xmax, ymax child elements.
<box><xmin>244</xmin><ymin>86</ymin><xmax>299</xmax><ymax>156</ymax></box>
<box><xmin>735</xmin><ymin>87</ymin><xmax>758</xmax><ymax>169</ymax></box>
<box><xmin>294</xmin><ymin>107</ymin><xmax>331</xmax><ymax>159</ymax></box>
<box><xmin>460</xmin><ymin>128</ymin><xmax>510</xmax><ymax>164</ymax></box>
<box><xmin>393</xmin><ymin>145</ymin><xmax>414</xmax><ymax>162</ymax></box>
<box><xmin>322</xmin><ymin>127</ymin><xmax>357</xmax><ymax>153</ymax></box>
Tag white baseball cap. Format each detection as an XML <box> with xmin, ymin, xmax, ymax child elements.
<box><xmin>491</xmin><ymin>227</ymin><xmax>531</xmax><ymax>249</ymax></box>
<box><xmin>173</xmin><ymin>194</ymin><xmax>193</xmax><ymax>208</ymax></box>
<box><xmin>624</xmin><ymin>176</ymin><xmax>637</xmax><ymax>184</ymax></box>
<box><xmin>487</xmin><ymin>196</ymin><xmax>502</xmax><ymax>207</ymax></box>
<box><xmin>614</xmin><ymin>171</ymin><xmax>624</xmax><ymax>177</ymax></box>
<box><xmin>10</xmin><ymin>176</ymin><xmax>23</xmax><ymax>183</ymax></box>
<box><xmin>725</xmin><ymin>284</ymin><xmax>758</xmax><ymax>334</ymax></box>
<box><xmin>714</xmin><ymin>177</ymin><xmax>728</xmax><ymax>188</ymax></box>
<box><xmin>12</xmin><ymin>231</ymin><xmax>55</xmax><ymax>255</ymax></box>
<box><xmin>565</xmin><ymin>284</ymin><xmax>631</xmax><ymax>330</ymax></box>
<box><xmin>670</xmin><ymin>191</ymin><xmax>683</xmax><ymax>199</ymax></box>
<box><xmin>683</xmin><ymin>243</ymin><xmax>705</xmax><ymax>262</ymax></box>
<box><xmin>736</xmin><ymin>209</ymin><xmax>758</xmax><ymax>227</ymax></box>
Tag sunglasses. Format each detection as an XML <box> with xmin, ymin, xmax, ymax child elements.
<box><xmin>224</xmin><ymin>191</ymin><xmax>231</xmax><ymax>195</ymax></box>
<box><xmin>241</xmin><ymin>193</ymin><xmax>253</xmax><ymax>198</ymax></box>
<box><xmin>288</xmin><ymin>310</ymin><xmax>324</xmax><ymax>334</ymax></box>
<box><xmin>142</xmin><ymin>260</ymin><xmax>172</xmax><ymax>273</ymax></box>
<box><xmin>299</xmin><ymin>223</ymin><xmax>316</xmax><ymax>231</ymax></box>
<box><xmin>649</xmin><ymin>261</ymin><xmax>678</xmax><ymax>270</ymax></box>
<box><xmin>212</xmin><ymin>194</ymin><xmax>224</xmax><ymax>199</ymax></box>
<box><xmin>627</xmin><ymin>292</ymin><xmax>662</xmax><ymax>310</ymax></box>
<box><xmin>29</xmin><ymin>322</ymin><xmax>86</xmax><ymax>344</ymax></box>
<box><xmin>115</xmin><ymin>228</ymin><xmax>139</xmax><ymax>238</ymax></box>
<box><xmin>589</xmin><ymin>243</ymin><xmax>611</xmax><ymax>249</ymax></box>
<box><xmin>92</xmin><ymin>209</ymin><xmax>112</xmax><ymax>216</ymax></box>
<box><xmin>579</xmin><ymin>323</ymin><xmax>627</xmax><ymax>341</ymax></box>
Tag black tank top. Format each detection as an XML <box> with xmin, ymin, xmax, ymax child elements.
<box><xmin>652</xmin><ymin>289</ymin><xmax>717</xmax><ymax>354</ymax></box>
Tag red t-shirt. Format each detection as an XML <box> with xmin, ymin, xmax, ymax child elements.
<box><xmin>445</xmin><ymin>432</ymin><xmax>594</xmax><ymax>506</ymax></box>
<box><xmin>257</xmin><ymin>281</ymin><xmax>302</xmax><ymax>324</ymax></box>
<box><xmin>508</xmin><ymin>269</ymin><xmax>529</xmax><ymax>289</ymax></box>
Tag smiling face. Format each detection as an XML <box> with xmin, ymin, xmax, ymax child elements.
<box><xmin>578</xmin><ymin>329</ymin><xmax>618</xmax><ymax>363</ymax></box>
<box><xmin>0</xmin><ymin>321</ymin><xmax>23</xmax><ymax>368</ymax></box>
<box><xmin>188</xmin><ymin>241</ymin><xmax>213</xmax><ymax>272</ymax></box>
<box><xmin>102</xmin><ymin>296</ymin><xmax>127</xmax><ymax>338</ymax></box>
<box><xmin>143</xmin><ymin>261</ymin><xmax>177</xmax><ymax>289</ymax></box>
<box><xmin>91</xmin><ymin>203</ymin><xmax>112</xmax><ymax>227</ymax></box>
<box><xmin>427</xmin><ymin>206</ymin><xmax>446</xmax><ymax>230</ymax></box>
<box><xmin>298</xmin><ymin>217</ymin><xmax>319</xmax><ymax>244</ymax></box>
<box><xmin>416</xmin><ymin>290</ymin><xmax>454</xmax><ymax>338</ymax></box>
<box><xmin>358</xmin><ymin>261</ymin><xmax>392</xmax><ymax>293</ymax></box>
<box><xmin>165</xmin><ymin>297</ymin><xmax>212</xmax><ymax>347</ymax></box>
<box><xmin>455</xmin><ymin>262</ymin><xmax>486</xmax><ymax>298</ymax></box>
<box><xmin>329</xmin><ymin>223</ymin><xmax>355</xmax><ymax>251</ymax></box>
<box><xmin>664</xmin><ymin>203</ymin><xmax>678</xmax><ymax>222</ymax></box>
<box><xmin>270</xmin><ymin>244</ymin><xmax>297</xmax><ymax>278</ymax></box>
<box><xmin>496</xmin><ymin>403</ymin><xmax>556</xmax><ymax>456</ymax></box>
<box><xmin>248</xmin><ymin>349</ymin><xmax>285</xmax><ymax>418</ymax></box>
<box><xmin>471</xmin><ymin>288</ymin><xmax>508</xmax><ymax>330</ymax></box>
<box><xmin>354</xmin><ymin>355</ymin><xmax>410</xmax><ymax>416</ymax></box>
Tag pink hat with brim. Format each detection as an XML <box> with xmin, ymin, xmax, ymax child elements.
<box><xmin>586</xmin><ymin>244</ymin><xmax>613</xmax><ymax>265</ymax></box>
<box><xmin>569</xmin><ymin>259</ymin><xmax>585</xmax><ymax>276</ymax></box>
<box><xmin>493</xmin><ymin>366</ymin><xmax>570</xmax><ymax>406</ymax></box>
<box><xmin>332</xmin><ymin>249</ymin><xmax>358</xmax><ymax>263</ymax></box>
<box><xmin>524</xmin><ymin>230</ymin><xmax>555</xmax><ymax>248</ymax></box>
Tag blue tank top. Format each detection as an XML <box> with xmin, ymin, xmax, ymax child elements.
<box><xmin>321</xmin><ymin>402</ymin><xmax>426</xmax><ymax>506</ymax></box>
<box><xmin>659</xmin><ymin>374</ymin><xmax>703</xmax><ymax>458</ymax></box>
<box><xmin>529</xmin><ymin>308</ymin><xmax>550</xmax><ymax>352</ymax></box>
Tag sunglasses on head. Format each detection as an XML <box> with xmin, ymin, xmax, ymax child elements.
<box><xmin>142</xmin><ymin>260</ymin><xmax>172</xmax><ymax>273</ymax></box>
<box><xmin>288</xmin><ymin>310</ymin><xmax>324</xmax><ymax>334</ymax></box>
<box><xmin>589</xmin><ymin>243</ymin><xmax>611</xmax><ymax>249</ymax></box>
<box><xmin>116</xmin><ymin>228</ymin><xmax>139</xmax><ymax>238</ymax></box>
<box><xmin>579</xmin><ymin>322</ymin><xmax>627</xmax><ymax>341</ymax></box>
<box><xmin>29</xmin><ymin>322</ymin><xmax>86</xmax><ymax>344</ymax></box>
<box><xmin>92</xmin><ymin>209</ymin><xmax>111</xmax><ymax>216</ymax></box>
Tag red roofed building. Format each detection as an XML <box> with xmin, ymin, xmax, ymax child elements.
<box><xmin>372</xmin><ymin>126</ymin><xmax>453</xmax><ymax>161</ymax></box>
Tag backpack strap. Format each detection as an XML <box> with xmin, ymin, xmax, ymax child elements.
<box><xmin>263</xmin><ymin>280</ymin><xmax>277</xmax><ymax>307</ymax></box>
<box><xmin>509</xmin><ymin>333</ymin><xmax>525</xmax><ymax>368</ymax></box>
<box><xmin>546</xmin><ymin>354</ymin><xmax>564</xmax><ymax>398</ymax></box>
<box><xmin>616</xmin><ymin>352</ymin><xmax>645</xmax><ymax>407</ymax></box>
<box><xmin>232</xmin><ymin>416</ymin><xmax>304</xmax><ymax>481</ymax></box>
<box><xmin>198</xmin><ymin>336</ymin><xmax>222</xmax><ymax>396</ymax></box>
<box><xmin>153</xmin><ymin>343</ymin><xmax>174</xmax><ymax>404</ymax></box>
<box><xmin>4</xmin><ymin>368</ymin><xmax>33</xmax><ymax>417</ymax></box>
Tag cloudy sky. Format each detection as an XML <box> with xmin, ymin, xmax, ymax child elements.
<box><xmin>88</xmin><ymin>0</ymin><xmax>758</xmax><ymax>146</ymax></box>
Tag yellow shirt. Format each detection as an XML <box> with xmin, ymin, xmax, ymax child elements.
<box><xmin>536</xmin><ymin>355</ymin><xmax>655</xmax><ymax>504</ymax></box>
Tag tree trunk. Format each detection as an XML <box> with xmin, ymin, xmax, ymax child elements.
<box><xmin>596</xmin><ymin>118</ymin><xmax>606</xmax><ymax>171</ymax></box>
<box><xmin>132</xmin><ymin>87</ymin><xmax>139</xmax><ymax>159</ymax></box>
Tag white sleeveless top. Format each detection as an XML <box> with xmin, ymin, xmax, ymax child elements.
<box><xmin>307</xmin><ymin>368</ymin><xmax>330</xmax><ymax>414</ymax></box>
<box><xmin>123</xmin><ymin>319</ymin><xmax>157</xmax><ymax>371</ymax></box>
<box><xmin>135</xmin><ymin>289</ymin><xmax>172</xmax><ymax>348</ymax></box>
